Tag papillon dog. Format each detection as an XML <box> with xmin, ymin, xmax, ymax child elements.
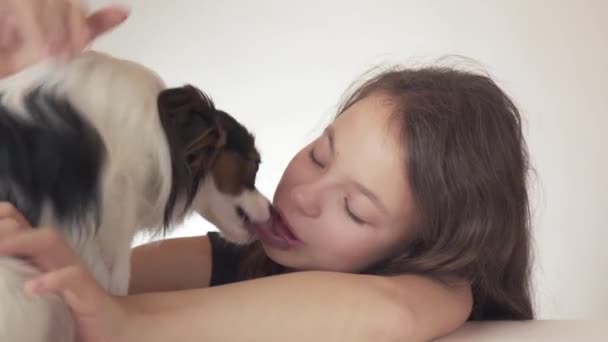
<box><xmin>0</xmin><ymin>51</ymin><xmax>272</xmax><ymax>341</ymax></box>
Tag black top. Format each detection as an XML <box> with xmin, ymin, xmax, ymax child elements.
<box><xmin>207</xmin><ymin>231</ymin><xmax>245</xmax><ymax>287</ymax></box>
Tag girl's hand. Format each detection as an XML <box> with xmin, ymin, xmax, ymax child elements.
<box><xmin>0</xmin><ymin>0</ymin><xmax>129</xmax><ymax>77</ymax></box>
<box><xmin>0</xmin><ymin>202</ymin><xmax>132</xmax><ymax>342</ymax></box>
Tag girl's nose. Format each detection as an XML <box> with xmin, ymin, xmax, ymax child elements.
<box><xmin>290</xmin><ymin>184</ymin><xmax>321</xmax><ymax>218</ymax></box>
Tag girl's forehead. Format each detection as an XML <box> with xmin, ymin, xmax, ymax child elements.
<box><xmin>329</xmin><ymin>95</ymin><xmax>412</xmax><ymax>222</ymax></box>
<box><xmin>332</xmin><ymin>94</ymin><xmax>400</xmax><ymax>148</ymax></box>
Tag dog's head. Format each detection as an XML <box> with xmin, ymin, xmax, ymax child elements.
<box><xmin>158</xmin><ymin>85</ymin><xmax>270</xmax><ymax>244</ymax></box>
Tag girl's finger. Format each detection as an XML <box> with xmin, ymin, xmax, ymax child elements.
<box><xmin>0</xmin><ymin>228</ymin><xmax>51</xmax><ymax>256</ymax></box>
<box><xmin>19</xmin><ymin>0</ymin><xmax>49</xmax><ymax>55</ymax></box>
<box><xmin>44</xmin><ymin>0</ymin><xmax>71</xmax><ymax>56</ymax></box>
<box><xmin>85</xmin><ymin>5</ymin><xmax>130</xmax><ymax>43</ymax></box>
<box><xmin>0</xmin><ymin>13</ymin><xmax>21</xmax><ymax>52</ymax></box>
<box><xmin>67</xmin><ymin>2</ymin><xmax>101</xmax><ymax>59</ymax></box>
<box><xmin>66</xmin><ymin>3</ymin><xmax>88</xmax><ymax>58</ymax></box>
<box><xmin>0</xmin><ymin>218</ymin><xmax>22</xmax><ymax>241</ymax></box>
<box><xmin>25</xmin><ymin>265</ymin><xmax>102</xmax><ymax>316</ymax></box>
<box><xmin>0</xmin><ymin>227</ymin><xmax>76</xmax><ymax>271</ymax></box>
<box><xmin>0</xmin><ymin>0</ymin><xmax>51</xmax><ymax>76</ymax></box>
<box><xmin>0</xmin><ymin>202</ymin><xmax>31</xmax><ymax>228</ymax></box>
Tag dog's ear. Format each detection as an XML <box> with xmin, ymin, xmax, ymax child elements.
<box><xmin>157</xmin><ymin>85</ymin><xmax>227</xmax><ymax>176</ymax></box>
<box><xmin>158</xmin><ymin>84</ymin><xmax>216</xmax><ymax>127</ymax></box>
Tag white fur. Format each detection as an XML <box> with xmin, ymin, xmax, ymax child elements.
<box><xmin>195</xmin><ymin>176</ymin><xmax>272</xmax><ymax>243</ymax></box>
<box><xmin>0</xmin><ymin>51</ymin><xmax>270</xmax><ymax>341</ymax></box>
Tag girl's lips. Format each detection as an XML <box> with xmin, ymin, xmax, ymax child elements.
<box><xmin>251</xmin><ymin>208</ymin><xmax>303</xmax><ymax>250</ymax></box>
<box><xmin>276</xmin><ymin>208</ymin><xmax>302</xmax><ymax>242</ymax></box>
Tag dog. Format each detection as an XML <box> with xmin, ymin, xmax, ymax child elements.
<box><xmin>0</xmin><ymin>51</ymin><xmax>272</xmax><ymax>341</ymax></box>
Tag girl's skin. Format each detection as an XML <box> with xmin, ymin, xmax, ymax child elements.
<box><xmin>0</xmin><ymin>1</ymin><xmax>475</xmax><ymax>341</ymax></box>
<box><xmin>265</xmin><ymin>93</ymin><xmax>417</xmax><ymax>273</ymax></box>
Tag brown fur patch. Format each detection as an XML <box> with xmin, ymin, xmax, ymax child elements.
<box><xmin>212</xmin><ymin>149</ymin><xmax>259</xmax><ymax>195</ymax></box>
<box><xmin>185</xmin><ymin>125</ymin><xmax>226</xmax><ymax>178</ymax></box>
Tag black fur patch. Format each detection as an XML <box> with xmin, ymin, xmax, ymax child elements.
<box><xmin>157</xmin><ymin>85</ymin><xmax>213</xmax><ymax>229</ymax></box>
<box><xmin>0</xmin><ymin>88</ymin><xmax>105</xmax><ymax>228</ymax></box>
<box><xmin>157</xmin><ymin>85</ymin><xmax>260</xmax><ymax>229</ymax></box>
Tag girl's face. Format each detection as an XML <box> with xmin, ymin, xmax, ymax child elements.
<box><xmin>262</xmin><ymin>94</ymin><xmax>417</xmax><ymax>272</ymax></box>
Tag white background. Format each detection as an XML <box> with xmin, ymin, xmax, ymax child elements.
<box><xmin>88</xmin><ymin>0</ymin><xmax>607</xmax><ymax>319</ymax></box>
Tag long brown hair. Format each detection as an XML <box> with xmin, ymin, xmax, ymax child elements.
<box><xmin>238</xmin><ymin>61</ymin><xmax>534</xmax><ymax>321</ymax></box>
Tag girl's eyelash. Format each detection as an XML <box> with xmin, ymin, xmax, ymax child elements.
<box><xmin>344</xmin><ymin>197</ymin><xmax>365</xmax><ymax>224</ymax></box>
<box><xmin>309</xmin><ymin>148</ymin><xmax>324</xmax><ymax>167</ymax></box>
<box><xmin>309</xmin><ymin>146</ymin><xmax>363</xmax><ymax>225</ymax></box>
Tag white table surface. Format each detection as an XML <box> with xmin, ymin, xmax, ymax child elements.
<box><xmin>435</xmin><ymin>320</ymin><xmax>607</xmax><ymax>341</ymax></box>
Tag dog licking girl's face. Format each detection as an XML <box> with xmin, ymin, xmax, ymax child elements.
<box><xmin>159</xmin><ymin>85</ymin><xmax>273</xmax><ymax>244</ymax></box>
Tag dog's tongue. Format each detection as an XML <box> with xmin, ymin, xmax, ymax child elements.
<box><xmin>250</xmin><ymin>213</ymin><xmax>289</xmax><ymax>249</ymax></box>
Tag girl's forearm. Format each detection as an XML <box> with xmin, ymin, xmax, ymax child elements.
<box><xmin>120</xmin><ymin>271</ymin><xmax>410</xmax><ymax>342</ymax></box>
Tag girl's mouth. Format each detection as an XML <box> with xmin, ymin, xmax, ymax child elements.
<box><xmin>250</xmin><ymin>207</ymin><xmax>303</xmax><ymax>250</ymax></box>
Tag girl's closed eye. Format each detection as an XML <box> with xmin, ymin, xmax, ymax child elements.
<box><xmin>344</xmin><ymin>197</ymin><xmax>366</xmax><ymax>224</ymax></box>
<box><xmin>309</xmin><ymin>132</ymin><xmax>333</xmax><ymax>168</ymax></box>
<box><xmin>309</xmin><ymin>144</ymin><xmax>367</xmax><ymax>224</ymax></box>
<box><xmin>309</xmin><ymin>148</ymin><xmax>324</xmax><ymax>167</ymax></box>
